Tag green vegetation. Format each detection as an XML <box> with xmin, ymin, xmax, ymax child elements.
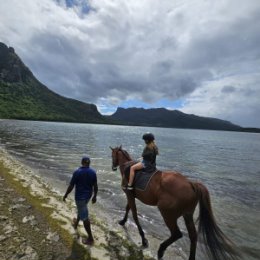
<box><xmin>0</xmin><ymin>80</ymin><xmax>107</xmax><ymax>123</ymax></box>
<box><xmin>0</xmin><ymin>42</ymin><xmax>110</xmax><ymax>124</ymax></box>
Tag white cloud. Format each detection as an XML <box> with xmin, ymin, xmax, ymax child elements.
<box><xmin>0</xmin><ymin>0</ymin><xmax>260</xmax><ymax>127</ymax></box>
<box><xmin>182</xmin><ymin>73</ymin><xmax>260</xmax><ymax>127</ymax></box>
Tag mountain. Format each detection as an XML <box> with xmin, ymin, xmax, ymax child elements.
<box><xmin>1</xmin><ymin>42</ymin><xmax>259</xmax><ymax>133</ymax></box>
<box><xmin>0</xmin><ymin>42</ymin><xmax>108</xmax><ymax>123</ymax></box>
<box><xmin>110</xmin><ymin>107</ymin><xmax>245</xmax><ymax>131</ymax></box>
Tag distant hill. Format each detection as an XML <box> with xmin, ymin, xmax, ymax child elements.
<box><xmin>0</xmin><ymin>42</ymin><xmax>108</xmax><ymax>123</ymax></box>
<box><xmin>110</xmin><ymin>107</ymin><xmax>246</xmax><ymax>131</ymax></box>
<box><xmin>1</xmin><ymin>42</ymin><xmax>259</xmax><ymax>133</ymax></box>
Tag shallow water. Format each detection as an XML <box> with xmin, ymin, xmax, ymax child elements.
<box><xmin>0</xmin><ymin>119</ymin><xmax>259</xmax><ymax>259</ymax></box>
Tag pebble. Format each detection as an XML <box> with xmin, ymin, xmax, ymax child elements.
<box><xmin>22</xmin><ymin>215</ymin><xmax>35</xmax><ymax>224</ymax></box>
<box><xmin>0</xmin><ymin>215</ymin><xmax>8</xmax><ymax>221</ymax></box>
<box><xmin>0</xmin><ymin>235</ymin><xmax>7</xmax><ymax>242</ymax></box>
<box><xmin>19</xmin><ymin>245</ymin><xmax>39</xmax><ymax>260</ymax></box>
<box><xmin>4</xmin><ymin>224</ymin><xmax>17</xmax><ymax>234</ymax></box>
<box><xmin>46</xmin><ymin>231</ymin><xmax>60</xmax><ymax>242</ymax></box>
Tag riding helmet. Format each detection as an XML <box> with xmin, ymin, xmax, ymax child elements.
<box><xmin>142</xmin><ymin>132</ymin><xmax>155</xmax><ymax>142</ymax></box>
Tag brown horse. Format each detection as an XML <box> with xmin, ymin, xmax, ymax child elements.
<box><xmin>110</xmin><ymin>146</ymin><xmax>239</xmax><ymax>260</ymax></box>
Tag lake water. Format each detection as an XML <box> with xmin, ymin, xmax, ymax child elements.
<box><xmin>0</xmin><ymin>119</ymin><xmax>259</xmax><ymax>260</ymax></box>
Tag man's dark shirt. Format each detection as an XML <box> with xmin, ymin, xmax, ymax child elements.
<box><xmin>70</xmin><ymin>166</ymin><xmax>97</xmax><ymax>201</ymax></box>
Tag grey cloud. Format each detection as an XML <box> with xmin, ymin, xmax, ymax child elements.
<box><xmin>1</xmin><ymin>0</ymin><xmax>260</xmax><ymax>127</ymax></box>
<box><xmin>182</xmin><ymin>10</ymin><xmax>260</xmax><ymax>71</ymax></box>
<box><xmin>221</xmin><ymin>86</ymin><xmax>236</xmax><ymax>93</ymax></box>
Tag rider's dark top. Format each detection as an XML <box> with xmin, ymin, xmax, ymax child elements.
<box><xmin>142</xmin><ymin>145</ymin><xmax>159</xmax><ymax>167</ymax></box>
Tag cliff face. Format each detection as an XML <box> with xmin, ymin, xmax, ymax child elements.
<box><xmin>0</xmin><ymin>43</ymin><xmax>33</xmax><ymax>83</ymax></box>
<box><xmin>0</xmin><ymin>42</ymin><xmax>107</xmax><ymax>123</ymax></box>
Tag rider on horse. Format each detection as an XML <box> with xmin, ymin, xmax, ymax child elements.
<box><xmin>126</xmin><ymin>133</ymin><xmax>159</xmax><ymax>190</ymax></box>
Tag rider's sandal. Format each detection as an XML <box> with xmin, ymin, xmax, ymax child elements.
<box><xmin>126</xmin><ymin>185</ymin><xmax>134</xmax><ymax>190</ymax></box>
<box><xmin>122</xmin><ymin>184</ymin><xmax>134</xmax><ymax>190</ymax></box>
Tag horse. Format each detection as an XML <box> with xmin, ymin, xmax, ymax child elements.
<box><xmin>110</xmin><ymin>146</ymin><xmax>239</xmax><ymax>260</ymax></box>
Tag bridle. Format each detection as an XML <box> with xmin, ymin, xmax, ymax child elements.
<box><xmin>111</xmin><ymin>146</ymin><xmax>132</xmax><ymax>171</ymax></box>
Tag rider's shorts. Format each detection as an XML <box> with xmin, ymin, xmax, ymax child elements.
<box><xmin>142</xmin><ymin>159</ymin><xmax>149</xmax><ymax>168</ymax></box>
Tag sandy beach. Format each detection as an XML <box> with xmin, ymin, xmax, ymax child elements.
<box><xmin>0</xmin><ymin>149</ymin><xmax>160</xmax><ymax>260</ymax></box>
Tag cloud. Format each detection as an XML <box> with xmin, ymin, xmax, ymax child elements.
<box><xmin>181</xmin><ymin>73</ymin><xmax>260</xmax><ymax>127</ymax></box>
<box><xmin>0</xmin><ymin>0</ymin><xmax>260</xmax><ymax>127</ymax></box>
<box><xmin>221</xmin><ymin>86</ymin><xmax>236</xmax><ymax>94</ymax></box>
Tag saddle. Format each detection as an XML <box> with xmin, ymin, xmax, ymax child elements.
<box><xmin>124</xmin><ymin>161</ymin><xmax>158</xmax><ymax>191</ymax></box>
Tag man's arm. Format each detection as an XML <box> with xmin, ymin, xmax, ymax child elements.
<box><xmin>92</xmin><ymin>182</ymin><xmax>98</xmax><ymax>204</ymax></box>
<box><xmin>63</xmin><ymin>184</ymin><xmax>74</xmax><ymax>202</ymax></box>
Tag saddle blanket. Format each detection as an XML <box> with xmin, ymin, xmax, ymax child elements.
<box><xmin>124</xmin><ymin>163</ymin><xmax>159</xmax><ymax>191</ymax></box>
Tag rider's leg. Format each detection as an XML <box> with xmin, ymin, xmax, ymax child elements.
<box><xmin>128</xmin><ymin>162</ymin><xmax>143</xmax><ymax>186</ymax></box>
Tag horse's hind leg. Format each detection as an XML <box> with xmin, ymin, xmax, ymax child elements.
<box><xmin>184</xmin><ymin>214</ymin><xmax>197</xmax><ymax>260</ymax></box>
<box><xmin>158</xmin><ymin>209</ymin><xmax>183</xmax><ymax>260</ymax></box>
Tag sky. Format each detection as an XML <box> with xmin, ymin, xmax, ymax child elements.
<box><xmin>0</xmin><ymin>0</ymin><xmax>260</xmax><ymax>127</ymax></box>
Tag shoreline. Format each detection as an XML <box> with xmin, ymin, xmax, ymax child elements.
<box><xmin>1</xmin><ymin>118</ymin><xmax>260</xmax><ymax>134</ymax></box>
<box><xmin>0</xmin><ymin>149</ymin><xmax>157</xmax><ymax>260</ymax></box>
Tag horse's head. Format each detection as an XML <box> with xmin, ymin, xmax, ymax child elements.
<box><xmin>110</xmin><ymin>146</ymin><xmax>121</xmax><ymax>171</ymax></box>
<box><xmin>110</xmin><ymin>145</ymin><xmax>132</xmax><ymax>171</ymax></box>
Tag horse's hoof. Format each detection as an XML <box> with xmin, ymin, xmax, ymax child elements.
<box><xmin>118</xmin><ymin>220</ymin><xmax>126</xmax><ymax>226</ymax></box>
<box><xmin>157</xmin><ymin>251</ymin><xmax>164</xmax><ymax>260</ymax></box>
<box><xmin>142</xmin><ymin>238</ymin><xmax>149</xmax><ymax>248</ymax></box>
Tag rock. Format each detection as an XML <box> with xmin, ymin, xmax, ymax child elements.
<box><xmin>22</xmin><ymin>215</ymin><xmax>37</xmax><ymax>226</ymax></box>
<box><xmin>0</xmin><ymin>235</ymin><xmax>7</xmax><ymax>242</ymax></box>
<box><xmin>9</xmin><ymin>204</ymin><xmax>25</xmax><ymax>211</ymax></box>
<box><xmin>3</xmin><ymin>188</ymin><xmax>14</xmax><ymax>192</ymax></box>
<box><xmin>19</xmin><ymin>245</ymin><xmax>39</xmax><ymax>260</ymax></box>
<box><xmin>0</xmin><ymin>215</ymin><xmax>8</xmax><ymax>221</ymax></box>
<box><xmin>46</xmin><ymin>232</ymin><xmax>60</xmax><ymax>242</ymax></box>
<box><xmin>4</xmin><ymin>224</ymin><xmax>17</xmax><ymax>234</ymax></box>
<box><xmin>13</xmin><ymin>236</ymin><xmax>26</xmax><ymax>243</ymax></box>
<box><xmin>13</xmin><ymin>244</ymin><xmax>39</xmax><ymax>260</ymax></box>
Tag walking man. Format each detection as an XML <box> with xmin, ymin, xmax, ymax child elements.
<box><xmin>63</xmin><ymin>156</ymin><xmax>98</xmax><ymax>245</ymax></box>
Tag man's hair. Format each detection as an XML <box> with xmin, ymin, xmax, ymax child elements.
<box><xmin>81</xmin><ymin>156</ymin><xmax>90</xmax><ymax>165</ymax></box>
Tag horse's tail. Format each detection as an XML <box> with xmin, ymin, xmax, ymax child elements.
<box><xmin>195</xmin><ymin>182</ymin><xmax>240</xmax><ymax>260</ymax></box>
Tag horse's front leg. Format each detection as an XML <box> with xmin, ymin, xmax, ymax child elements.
<box><xmin>126</xmin><ymin>193</ymin><xmax>148</xmax><ymax>248</ymax></box>
<box><xmin>119</xmin><ymin>203</ymin><xmax>130</xmax><ymax>226</ymax></box>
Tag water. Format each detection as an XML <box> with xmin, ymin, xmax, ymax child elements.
<box><xmin>0</xmin><ymin>119</ymin><xmax>259</xmax><ymax>259</ymax></box>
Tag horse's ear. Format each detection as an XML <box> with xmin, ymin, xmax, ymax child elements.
<box><xmin>119</xmin><ymin>145</ymin><xmax>122</xmax><ymax>149</ymax></box>
<box><xmin>109</xmin><ymin>146</ymin><xmax>113</xmax><ymax>150</ymax></box>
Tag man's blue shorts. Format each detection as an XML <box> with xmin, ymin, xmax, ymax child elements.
<box><xmin>76</xmin><ymin>199</ymin><xmax>90</xmax><ymax>221</ymax></box>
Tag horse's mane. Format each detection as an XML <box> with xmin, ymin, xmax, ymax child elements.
<box><xmin>117</xmin><ymin>146</ymin><xmax>132</xmax><ymax>161</ymax></box>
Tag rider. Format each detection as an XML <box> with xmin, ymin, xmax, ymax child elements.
<box><xmin>126</xmin><ymin>132</ymin><xmax>159</xmax><ymax>190</ymax></box>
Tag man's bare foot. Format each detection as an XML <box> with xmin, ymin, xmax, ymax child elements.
<box><xmin>82</xmin><ymin>237</ymin><xmax>94</xmax><ymax>246</ymax></box>
<box><xmin>72</xmin><ymin>218</ymin><xmax>78</xmax><ymax>229</ymax></box>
